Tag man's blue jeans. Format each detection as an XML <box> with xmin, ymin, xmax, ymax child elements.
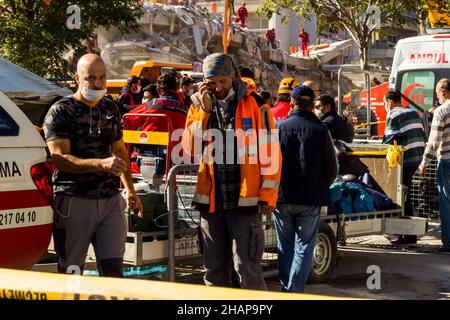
<box><xmin>437</xmin><ymin>160</ymin><xmax>450</xmax><ymax>249</ymax></box>
<box><xmin>274</xmin><ymin>204</ymin><xmax>321</xmax><ymax>293</ymax></box>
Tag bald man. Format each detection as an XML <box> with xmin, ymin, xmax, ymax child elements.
<box><xmin>303</xmin><ymin>80</ymin><xmax>320</xmax><ymax>98</ymax></box>
<box><xmin>43</xmin><ymin>54</ymin><xmax>143</xmax><ymax>277</ymax></box>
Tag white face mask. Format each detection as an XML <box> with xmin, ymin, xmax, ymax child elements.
<box><xmin>315</xmin><ymin>108</ymin><xmax>324</xmax><ymax>119</ymax></box>
<box><xmin>81</xmin><ymin>86</ymin><xmax>107</xmax><ymax>102</ymax></box>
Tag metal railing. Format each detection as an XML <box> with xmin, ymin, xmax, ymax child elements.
<box><xmin>337</xmin><ymin>67</ymin><xmax>372</xmax><ymax>139</ymax></box>
<box><xmin>167</xmin><ymin>164</ymin><xmax>200</xmax><ymax>282</ymax></box>
<box><xmin>165</xmin><ymin>164</ymin><xmax>280</xmax><ymax>282</ymax></box>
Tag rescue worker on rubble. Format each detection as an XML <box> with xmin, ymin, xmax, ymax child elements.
<box><xmin>265</xmin><ymin>28</ymin><xmax>277</xmax><ymax>49</ymax></box>
<box><xmin>271</xmin><ymin>77</ymin><xmax>299</xmax><ymax>123</ymax></box>
<box><xmin>182</xmin><ymin>53</ymin><xmax>281</xmax><ymax>290</ymax></box>
<box><xmin>237</xmin><ymin>2</ymin><xmax>248</xmax><ymax>28</ymax></box>
<box><xmin>298</xmin><ymin>28</ymin><xmax>310</xmax><ymax>58</ymax></box>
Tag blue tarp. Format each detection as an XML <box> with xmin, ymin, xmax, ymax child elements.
<box><xmin>330</xmin><ymin>182</ymin><xmax>375</xmax><ymax>214</ymax></box>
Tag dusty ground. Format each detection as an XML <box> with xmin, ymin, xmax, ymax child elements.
<box><xmin>266</xmin><ymin>221</ymin><xmax>450</xmax><ymax>300</ymax></box>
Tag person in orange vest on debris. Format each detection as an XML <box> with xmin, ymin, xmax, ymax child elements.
<box><xmin>182</xmin><ymin>53</ymin><xmax>281</xmax><ymax>290</ymax></box>
<box><xmin>298</xmin><ymin>28</ymin><xmax>310</xmax><ymax>58</ymax></box>
<box><xmin>271</xmin><ymin>77</ymin><xmax>299</xmax><ymax>123</ymax></box>
<box><xmin>210</xmin><ymin>1</ymin><xmax>217</xmax><ymax>13</ymax></box>
<box><xmin>237</xmin><ymin>2</ymin><xmax>248</xmax><ymax>28</ymax></box>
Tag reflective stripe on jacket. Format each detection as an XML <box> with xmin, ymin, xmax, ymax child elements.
<box><xmin>182</xmin><ymin>86</ymin><xmax>282</xmax><ymax>213</ymax></box>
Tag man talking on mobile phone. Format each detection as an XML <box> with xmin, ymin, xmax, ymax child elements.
<box><xmin>182</xmin><ymin>53</ymin><xmax>281</xmax><ymax>289</ymax></box>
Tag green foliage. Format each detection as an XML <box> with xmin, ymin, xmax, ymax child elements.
<box><xmin>427</xmin><ymin>0</ymin><xmax>450</xmax><ymax>28</ymax></box>
<box><xmin>0</xmin><ymin>0</ymin><xmax>144</xmax><ymax>77</ymax></box>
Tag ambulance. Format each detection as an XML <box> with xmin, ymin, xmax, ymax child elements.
<box><xmin>389</xmin><ymin>34</ymin><xmax>450</xmax><ymax>110</ymax></box>
<box><xmin>0</xmin><ymin>90</ymin><xmax>53</xmax><ymax>269</ymax></box>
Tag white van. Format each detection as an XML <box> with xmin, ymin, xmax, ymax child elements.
<box><xmin>0</xmin><ymin>90</ymin><xmax>53</xmax><ymax>269</ymax></box>
<box><xmin>389</xmin><ymin>34</ymin><xmax>450</xmax><ymax>110</ymax></box>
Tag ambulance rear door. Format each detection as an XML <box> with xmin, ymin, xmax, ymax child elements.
<box><xmin>393</xmin><ymin>38</ymin><xmax>448</xmax><ymax>111</ymax></box>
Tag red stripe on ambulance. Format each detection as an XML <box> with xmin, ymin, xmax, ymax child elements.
<box><xmin>0</xmin><ymin>189</ymin><xmax>49</xmax><ymax>210</ymax></box>
<box><xmin>0</xmin><ymin>224</ymin><xmax>52</xmax><ymax>269</ymax></box>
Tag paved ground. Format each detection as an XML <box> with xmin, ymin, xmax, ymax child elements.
<box><xmin>32</xmin><ymin>222</ymin><xmax>450</xmax><ymax>300</ymax></box>
<box><xmin>266</xmin><ymin>221</ymin><xmax>450</xmax><ymax>300</ymax></box>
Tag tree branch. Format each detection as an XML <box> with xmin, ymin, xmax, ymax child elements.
<box><xmin>342</xmin><ymin>24</ymin><xmax>360</xmax><ymax>45</ymax></box>
<box><xmin>0</xmin><ymin>5</ymin><xmax>12</xmax><ymax>13</ymax></box>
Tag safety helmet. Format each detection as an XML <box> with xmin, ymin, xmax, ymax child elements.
<box><xmin>278</xmin><ymin>77</ymin><xmax>299</xmax><ymax>94</ymax></box>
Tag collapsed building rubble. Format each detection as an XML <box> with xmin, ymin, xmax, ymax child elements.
<box><xmin>95</xmin><ymin>2</ymin><xmax>354</xmax><ymax>95</ymax></box>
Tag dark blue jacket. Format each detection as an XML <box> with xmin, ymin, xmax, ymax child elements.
<box><xmin>277</xmin><ymin>109</ymin><xmax>338</xmax><ymax>205</ymax></box>
<box><xmin>321</xmin><ymin>110</ymin><xmax>354</xmax><ymax>143</ymax></box>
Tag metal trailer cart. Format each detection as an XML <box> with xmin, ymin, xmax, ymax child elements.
<box><xmin>45</xmin><ymin>122</ymin><xmax>427</xmax><ymax>284</ymax></box>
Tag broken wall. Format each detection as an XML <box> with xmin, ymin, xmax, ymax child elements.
<box><xmin>96</xmin><ymin>2</ymin><xmax>328</xmax><ymax>96</ymax></box>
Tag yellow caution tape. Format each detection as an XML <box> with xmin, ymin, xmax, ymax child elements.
<box><xmin>0</xmin><ymin>268</ymin><xmax>357</xmax><ymax>300</ymax></box>
<box><xmin>345</xmin><ymin>151</ymin><xmax>389</xmax><ymax>156</ymax></box>
<box><xmin>354</xmin><ymin>121</ymin><xmax>386</xmax><ymax>129</ymax></box>
<box><xmin>123</xmin><ymin>130</ymin><xmax>169</xmax><ymax>146</ymax></box>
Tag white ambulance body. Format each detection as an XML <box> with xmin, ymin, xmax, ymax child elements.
<box><xmin>0</xmin><ymin>90</ymin><xmax>53</xmax><ymax>269</ymax></box>
<box><xmin>389</xmin><ymin>34</ymin><xmax>450</xmax><ymax>110</ymax></box>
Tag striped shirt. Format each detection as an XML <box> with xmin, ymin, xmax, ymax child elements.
<box><xmin>383</xmin><ymin>106</ymin><xmax>426</xmax><ymax>167</ymax></box>
<box><xmin>422</xmin><ymin>100</ymin><xmax>450</xmax><ymax>166</ymax></box>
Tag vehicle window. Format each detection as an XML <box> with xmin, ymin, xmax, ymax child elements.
<box><xmin>400</xmin><ymin>70</ymin><xmax>436</xmax><ymax>111</ymax></box>
<box><xmin>0</xmin><ymin>105</ymin><xmax>20</xmax><ymax>136</ymax></box>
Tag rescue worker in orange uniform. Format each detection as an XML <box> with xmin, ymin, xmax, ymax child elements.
<box><xmin>182</xmin><ymin>53</ymin><xmax>281</xmax><ymax>290</ymax></box>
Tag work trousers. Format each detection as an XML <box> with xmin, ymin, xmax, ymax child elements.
<box><xmin>199</xmin><ymin>208</ymin><xmax>267</xmax><ymax>290</ymax></box>
<box><xmin>53</xmin><ymin>193</ymin><xmax>127</xmax><ymax>277</ymax></box>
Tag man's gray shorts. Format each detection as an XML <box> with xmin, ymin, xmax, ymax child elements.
<box><xmin>53</xmin><ymin>193</ymin><xmax>127</xmax><ymax>270</ymax></box>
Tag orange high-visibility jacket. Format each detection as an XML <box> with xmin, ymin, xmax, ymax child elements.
<box><xmin>182</xmin><ymin>86</ymin><xmax>282</xmax><ymax>213</ymax></box>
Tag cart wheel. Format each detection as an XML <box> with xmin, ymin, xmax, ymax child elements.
<box><xmin>307</xmin><ymin>222</ymin><xmax>338</xmax><ymax>284</ymax></box>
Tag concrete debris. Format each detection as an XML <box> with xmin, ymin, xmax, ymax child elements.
<box><xmin>96</xmin><ymin>2</ymin><xmax>348</xmax><ymax>95</ymax></box>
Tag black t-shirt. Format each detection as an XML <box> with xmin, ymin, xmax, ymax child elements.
<box><xmin>43</xmin><ymin>96</ymin><xmax>123</xmax><ymax>198</ymax></box>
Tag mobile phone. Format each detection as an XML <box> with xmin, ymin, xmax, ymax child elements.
<box><xmin>203</xmin><ymin>81</ymin><xmax>214</xmax><ymax>95</ymax></box>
